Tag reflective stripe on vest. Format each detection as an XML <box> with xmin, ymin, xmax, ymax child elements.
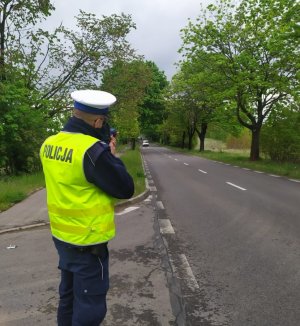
<box><xmin>50</xmin><ymin>220</ymin><xmax>115</xmax><ymax>235</ymax></box>
<box><xmin>48</xmin><ymin>203</ymin><xmax>114</xmax><ymax>218</ymax></box>
<box><xmin>40</xmin><ymin>132</ymin><xmax>115</xmax><ymax>246</ymax></box>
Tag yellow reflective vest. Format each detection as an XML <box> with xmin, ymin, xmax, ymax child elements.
<box><xmin>40</xmin><ymin>131</ymin><xmax>115</xmax><ymax>246</ymax></box>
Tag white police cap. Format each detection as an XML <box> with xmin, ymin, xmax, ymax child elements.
<box><xmin>71</xmin><ymin>89</ymin><xmax>116</xmax><ymax>115</ymax></box>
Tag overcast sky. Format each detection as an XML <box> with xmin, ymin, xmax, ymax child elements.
<box><xmin>45</xmin><ymin>0</ymin><xmax>213</xmax><ymax>80</ymax></box>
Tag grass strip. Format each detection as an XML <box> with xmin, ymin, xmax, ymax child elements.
<box><xmin>0</xmin><ymin>147</ymin><xmax>146</xmax><ymax>212</ymax></box>
<box><xmin>120</xmin><ymin>148</ymin><xmax>146</xmax><ymax>197</ymax></box>
<box><xmin>0</xmin><ymin>172</ymin><xmax>45</xmax><ymax>212</ymax></box>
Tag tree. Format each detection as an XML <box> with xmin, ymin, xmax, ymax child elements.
<box><xmin>180</xmin><ymin>0</ymin><xmax>300</xmax><ymax>160</ymax></box>
<box><xmin>1</xmin><ymin>2</ymin><xmax>137</xmax><ymax>114</ymax></box>
<box><xmin>101</xmin><ymin>60</ymin><xmax>152</xmax><ymax>149</ymax></box>
<box><xmin>0</xmin><ymin>76</ymin><xmax>53</xmax><ymax>173</ymax></box>
<box><xmin>0</xmin><ymin>2</ymin><xmax>138</xmax><ymax>173</ymax></box>
<box><xmin>167</xmin><ymin>50</ymin><xmax>230</xmax><ymax>151</ymax></box>
<box><xmin>178</xmin><ymin>53</ymin><xmax>229</xmax><ymax>151</ymax></box>
<box><xmin>138</xmin><ymin>61</ymin><xmax>168</xmax><ymax>141</ymax></box>
<box><xmin>164</xmin><ymin>72</ymin><xmax>200</xmax><ymax>150</ymax></box>
<box><xmin>0</xmin><ymin>0</ymin><xmax>54</xmax><ymax>80</ymax></box>
<box><xmin>36</xmin><ymin>12</ymin><xmax>137</xmax><ymax>116</ymax></box>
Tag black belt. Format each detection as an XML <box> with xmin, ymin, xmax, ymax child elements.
<box><xmin>72</xmin><ymin>242</ymin><xmax>108</xmax><ymax>258</ymax></box>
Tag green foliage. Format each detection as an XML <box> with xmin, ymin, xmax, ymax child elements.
<box><xmin>138</xmin><ymin>61</ymin><xmax>168</xmax><ymax>141</ymax></box>
<box><xmin>261</xmin><ymin>105</ymin><xmax>300</xmax><ymax>162</ymax></box>
<box><xmin>0</xmin><ymin>2</ymin><xmax>137</xmax><ymax>174</ymax></box>
<box><xmin>0</xmin><ymin>1</ymin><xmax>55</xmax><ymax>79</ymax></box>
<box><xmin>179</xmin><ymin>0</ymin><xmax>300</xmax><ymax>160</ymax></box>
<box><xmin>101</xmin><ymin>60</ymin><xmax>152</xmax><ymax>144</ymax></box>
<box><xmin>165</xmin><ymin>49</ymin><xmax>240</xmax><ymax>150</ymax></box>
<box><xmin>39</xmin><ymin>12</ymin><xmax>137</xmax><ymax>115</ymax></box>
<box><xmin>2</xmin><ymin>2</ymin><xmax>137</xmax><ymax>116</ymax></box>
<box><xmin>0</xmin><ymin>79</ymin><xmax>51</xmax><ymax>174</ymax></box>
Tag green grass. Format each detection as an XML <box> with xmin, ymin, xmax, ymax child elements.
<box><xmin>0</xmin><ymin>148</ymin><xmax>146</xmax><ymax>212</ymax></box>
<box><xmin>0</xmin><ymin>172</ymin><xmax>45</xmax><ymax>212</ymax></box>
<box><xmin>120</xmin><ymin>148</ymin><xmax>146</xmax><ymax>197</ymax></box>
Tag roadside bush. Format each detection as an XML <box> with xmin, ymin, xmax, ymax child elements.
<box><xmin>261</xmin><ymin>107</ymin><xmax>300</xmax><ymax>162</ymax></box>
<box><xmin>0</xmin><ymin>80</ymin><xmax>50</xmax><ymax>174</ymax></box>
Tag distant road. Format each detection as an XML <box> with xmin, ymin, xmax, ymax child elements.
<box><xmin>142</xmin><ymin>145</ymin><xmax>300</xmax><ymax>326</ymax></box>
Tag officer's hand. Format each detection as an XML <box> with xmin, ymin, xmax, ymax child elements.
<box><xmin>109</xmin><ymin>136</ymin><xmax>116</xmax><ymax>155</ymax></box>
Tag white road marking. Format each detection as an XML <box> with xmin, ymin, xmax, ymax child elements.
<box><xmin>179</xmin><ymin>254</ymin><xmax>199</xmax><ymax>290</ymax></box>
<box><xmin>144</xmin><ymin>195</ymin><xmax>152</xmax><ymax>202</ymax></box>
<box><xmin>289</xmin><ymin>179</ymin><xmax>300</xmax><ymax>183</ymax></box>
<box><xmin>174</xmin><ymin>158</ymin><xmax>178</xmax><ymax>161</ymax></box>
<box><xmin>198</xmin><ymin>169</ymin><xmax>207</xmax><ymax>174</ymax></box>
<box><xmin>157</xmin><ymin>201</ymin><xmax>165</xmax><ymax>210</ymax></box>
<box><xmin>226</xmin><ymin>182</ymin><xmax>247</xmax><ymax>191</ymax></box>
<box><xmin>269</xmin><ymin>174</ymin><xmax>280</xmax><ymax>178</ymax></box>
<box><xmin>159</xmin><ymin>219</ymin><xmax>175</xmax><ymax>234</ymax></box>
<box><xmin>254</xmin><ymin>170</ymin><xmax>264</xmax><ymax>174</ymax></box>
<box><xmin>115</xmin><ymin>206</ymin><xmax>139</xmax><ymax>216</ymax></box>
<box><xmin>243</xmin><ymin>168</ymin><xmax>250</xmax><ymax>171</ymax></box>
<box><xmin>184</xmin><ymin>163</ymin><xmax>189</xmax><ymax>166</ymax></box>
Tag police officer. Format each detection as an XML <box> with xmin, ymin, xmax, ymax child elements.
<box><xmin>40</xmin><ymin>90</ymin><xmax>134</xmax><ymax>325</ymax></box>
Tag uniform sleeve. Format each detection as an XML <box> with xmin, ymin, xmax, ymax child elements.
<box><xmin>84</xmin><ymin>142</ymin><xmax>135</xmax><ymax>199</ymax></box>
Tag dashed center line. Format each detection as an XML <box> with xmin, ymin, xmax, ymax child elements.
<box><xmin>174</xmin><ymin>158</ymin><xmax>178</xmax><ymax>161</ymax></box>
<box><xmin>184</xmin><ymin>163</ymin><xmax>189</xmax><ymax>166</ymax></box>
<box><xmin>198</xmin><ymin>169</ymin><xmax>207</xmax><ymax>174</ymax></box>
<box><xmin>226</xmin><ymin>182</ymin><xmax>247</xmax><ymax>191</ymax></box>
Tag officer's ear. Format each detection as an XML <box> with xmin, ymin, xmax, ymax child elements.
<box><xmin>93</xmin><ymin>116</ymin><xmax>105</xmax><ymax>129</ymax></box>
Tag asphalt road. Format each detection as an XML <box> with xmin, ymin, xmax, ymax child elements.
<box><xmin>141</xmin><ymin>145</ymin><xmax>300</xmax><ymax>326</ymax></box>
<box><xmin>0</xmin><ymin>191</ymin><xmax>175</xmax><ymax>325</ymax></box>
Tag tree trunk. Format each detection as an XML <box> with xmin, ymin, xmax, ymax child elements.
<box><xmin>199</xmin><ymin>136</ymin><xmax>205</xmax><ymax>151</ymax></box>
<box><xmin>0</xmin><ymin>3</ymin><xmax>7</xmax><ymax>81</ymax></box>
<box><xmin>131</xmin><ymin>138</ymin><xmax>136</xmax><ymax>150</ymax></box>
<box><xmin>199</xmin><ymin>122</ymin><xmax>207</xmax><ymax>152</ymax></box>
<box><xmin>188</xmin><ymin>134</ymin><xmax>193</xmax><ymax>150</ymax></box>
<box><xmin>250</xmin><ymin>128</ymin><xmax>260</xmax><ymax>161</ymax></box>
<box><xmin>187</xmin><ymin>127</ymin><xmax>196</xmax><ymax>150</ymax></box>
<box><xmin>181</xmin><ymin>131</ymin><xmax>186</xmax><ymax>149</ymax></box>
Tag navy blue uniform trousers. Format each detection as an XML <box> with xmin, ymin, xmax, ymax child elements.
<box><xmin>53</xmin><ymin>238</ymin><xmax>109</xmax><ymax>326</ymax></box>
